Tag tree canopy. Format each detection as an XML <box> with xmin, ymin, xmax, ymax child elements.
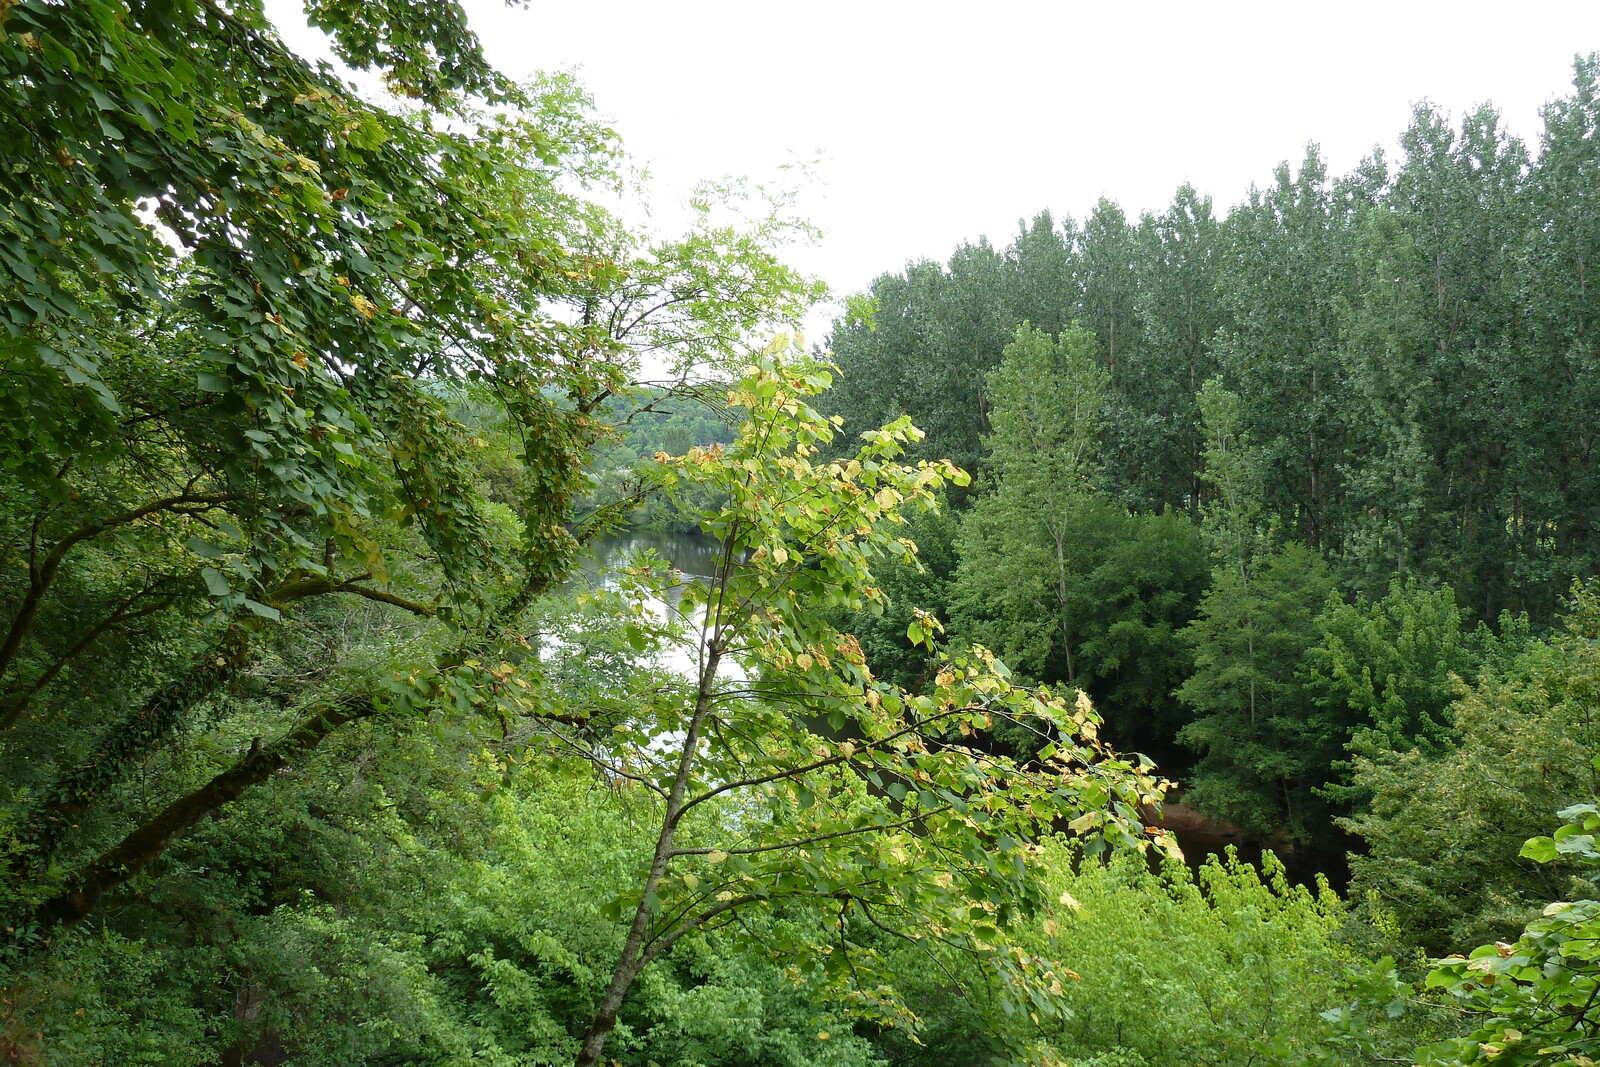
<box><xmin>10</xmin><ymin>9</ymin><xmax>1600</xmax><ymax>1066</ymax></box>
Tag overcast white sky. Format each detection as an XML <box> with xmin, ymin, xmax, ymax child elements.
<box><xmin>271</xmin><ymin>1</ymin><xmax>1600</xmax><ymax>336</ymax></box>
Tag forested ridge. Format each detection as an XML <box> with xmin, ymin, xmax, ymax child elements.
<box><xmin>3</xmin><ymin>2</ymin><xmax>1600</xmax><ymax>1065</ymax></box>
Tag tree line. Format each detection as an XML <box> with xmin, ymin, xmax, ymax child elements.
<box><xmin>824</xmin><ymin>72</ymin><xmax>1600</xmax><ymax>628</ymax></box>
<box><xmin>819</xmin><ymin>62</ymin><xmax>1600</xmax><ymax>852</ymax></box>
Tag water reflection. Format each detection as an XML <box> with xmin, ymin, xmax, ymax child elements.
<box><xmin>571</xmin><ymin>531</ymin><xmax>729</xmax><ymax>678</ymax></box>
<box><xmin>578</xmin><ymin>531</ymin><xmax>724</xmax><ymax>585</ymax></box>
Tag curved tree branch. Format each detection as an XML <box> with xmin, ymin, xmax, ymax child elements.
<box><xmin>0</xmin><ymin>492</ymin><xmax>240</xmax><ymax>685</ymax></box>
<box><xmin>30</xmin><ymin>691</ymin><xmax>380</xmax><ymax>938</ymax></box>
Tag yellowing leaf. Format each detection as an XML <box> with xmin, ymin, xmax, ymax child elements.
<box><xmin>1159</xmin><ymin>834</ymin><xmax>1185</xmax><ymax>863</ymax></box>
<box><xmin>1067</xmin><ymin>813</ymin><xmax>1098</xmax><ymax>834</ymax></box>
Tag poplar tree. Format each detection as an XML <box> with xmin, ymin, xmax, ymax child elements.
<box><xmin>952</xmin><ymin>324</ymin><xmax>1106</xmax><ymax>684</ymax></box>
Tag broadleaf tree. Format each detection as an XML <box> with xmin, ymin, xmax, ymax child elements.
<box><xmin>547</xmin><ymin>343</ymin><xmax>1170</xmax><ymax>1067</ymax></box>
<box><xmin>952</xmin><ymin>323</ymin><xmax>1107</xmax><ymax>685</ymax></box>
<box><xmin>1176</xmin><ymin>379</ymin><xmax>1340</xmax><ymax>837</ymax></box>
<box><xmin>1415</xmin><ymin>800</ymin><xmax>1600</xmax><ymax>1067</ymax></box>
<box><xmin>0</xmin><ymin>0</ymin><xmax>821</xmax><ymax>961</ymax></box>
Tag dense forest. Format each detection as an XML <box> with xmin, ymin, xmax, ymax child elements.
<box><xmin>3</xmin><ymin>2</ymin><xmax>1600</xmax><ymax>1065</ymax></box>
<box><xmin>817</xmin><ymin>74</ymin><xmax>1600</xmax><ymax>841</ymax></box>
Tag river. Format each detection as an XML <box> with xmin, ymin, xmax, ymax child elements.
<box><xmin>579</xmin><ymin>531</ymin><xmax>726</xmax><ymax>587</ymax></box>
<box><xmin>570</xmin><ymin>531</ymin><xmax>730</xmax><ymax>679</ymax></box>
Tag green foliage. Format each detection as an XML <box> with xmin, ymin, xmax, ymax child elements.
<box><xmin>1310</xmin><ymin>581</ymin><xmax>1485</xmax><ymax>758</ymax></box>
<box><xmin>1193</xmin><ymin>377</ymin><xmax>1269</xmax><ymax>576</ymax></box>
<box><xmin>1414</xmin><ymin>802</ymin><xmax>1600</xmax><ymax>1067</ymax></box>
<box><xmin>828</xmin><ymin>55</ymin><xmax>1600</xmax><ymax>629</ymax></box>
<box><xmin>0</xmin><ymin>0</ymin><xmax>830</xmax><ymax>980</ymax></box>
<box><xmin>983</xmin><ymin>323</ymin><xmax>1108</xmax><ymax>499</ymax></box>
<box><xmin>411</xmin><ymin>757</ymin><xmax>888</xmax><ymax>1067</ymax></box>
<box><xmin>833</xmin><ymin>841</ymin><xmax>1387</xmax><ymax>1067</ymax></box>
<box><xmin>583</xmin><ymin>385</ymin><xmax>740</xmax><ymax>533</ymax></box>
<box><xmin>1511</xmin><ymin>56</ymin><xmax>1600</xmax><ymax>615</ymax></box>
<box><xmin>1</xmin><ymin>717</ymin><xmax>892</xmax><ymax>1066</ymax></box>
<box><xmin>560</xmin><ymin>347</ymin><xmax>1169</xmax><ymax>1065</ymax></box>
<box><xmin>2</xmin><ymin>930</ymin><xmax>210</xmax><ymax>1066</ymax></box>
<box><xmin>12</xmin><ymin>12</ymin><xmax>1600</xmax><ymax>1064</ymax></box>
<box><xmin>827</xmin><ymin>507</ymin><xmax>960</xmax><ymax>691</ymax></box>
<box><xmin>1177</xmin><ymin>542</ymin><xmax>1339</xmax><ymax>837</ymax></box>
<box><xmin>950</xmin><ymin>323</ymin><xmax>1107</xmax><ymax>690</ymax></box>
<box><xmin>2</xmin><ymin>0</ymin><xmax>614</xmax><ymax>594</ymax></box>
<box><xmin>0</xmin><ymin>0</ymin><xmax>630</xmax><ymax>952</ymax></box>
<box><xmin>1215</xmin><ymin>147</ymin><xmax>1355</xmax><ymax>554</ymax></box>
<box><xmin>950</xmin><ymin>323</ymin><xmax>1210</xmax><ymax>766</ymax></box>
<box><xmin>1110</xmin><ymin>185</ymin><xmax>1223</xmax><ymax>516</ymax></box>
<box><xmin>1074</xmin><ymin>199</ymin><xmax>1143</xmax><ymax>386</ymax></box>
<box><xmin>1307</xmin><ymin>580</ymin><xmax>1530</xmax><ymax>804</ymax></box>
<box><xmin>955</xmin><ymin>495</ymin><xmax>1207</xmax><ymax>762</ymax></box>
<box><xmin>1019</xmin><ymin>843</ymin><xmax>1350</xmax><ymax>1066</ymax></box>
<box><xmin>0</xmin><ymin>9</ymin><xmax>840</xmax><ymax>1065</ymax></box>
<box><xmin>1176</xmin><ymin>377</ymin><xmax>1351</xmax><ymax>837</ymax></box>
<box><xmin>819</xmin><ymin>246</ymin><xmax>1016</xmax><ymax>476</ymax></box>
<box><xmin>1342</xmin><ymin>585</ymin><xmax>1600</xmax><ymax>957</ymax></box>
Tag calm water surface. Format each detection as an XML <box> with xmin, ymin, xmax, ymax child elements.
<box><xmin>577</xmin><ymin>531</ymin><xmax>725</xmax><ymax>586</ymax></box>
<box><xmin>571</xmin><ymin>531</ymin><xmax>727</xmax><ymax>677</ymax></box>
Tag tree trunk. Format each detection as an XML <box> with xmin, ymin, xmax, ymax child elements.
<box><xmin>1247</xmin><ymin>632</ymin><xmax>1257</xmax><ymax>727</ymax></box>
<box><xmin>574</xmin><ymin>644</ymin><xmax>723</xmax><ymax>1067</ymax></box>
<box><xmin>17</xmin><ymin>627</ymin><xmax>251</xmax><ymax>871</ymax></box>
<box><xmin>1052</xmin><ymin>525</ymin><xmax>1076</xmax><ymax>683</ymax></box>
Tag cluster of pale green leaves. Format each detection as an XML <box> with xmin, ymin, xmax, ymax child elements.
<box><xmin>1021</xmin><ymin>844</ymin><xmax>1351</xmax><ymax>1066</ymax></box>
